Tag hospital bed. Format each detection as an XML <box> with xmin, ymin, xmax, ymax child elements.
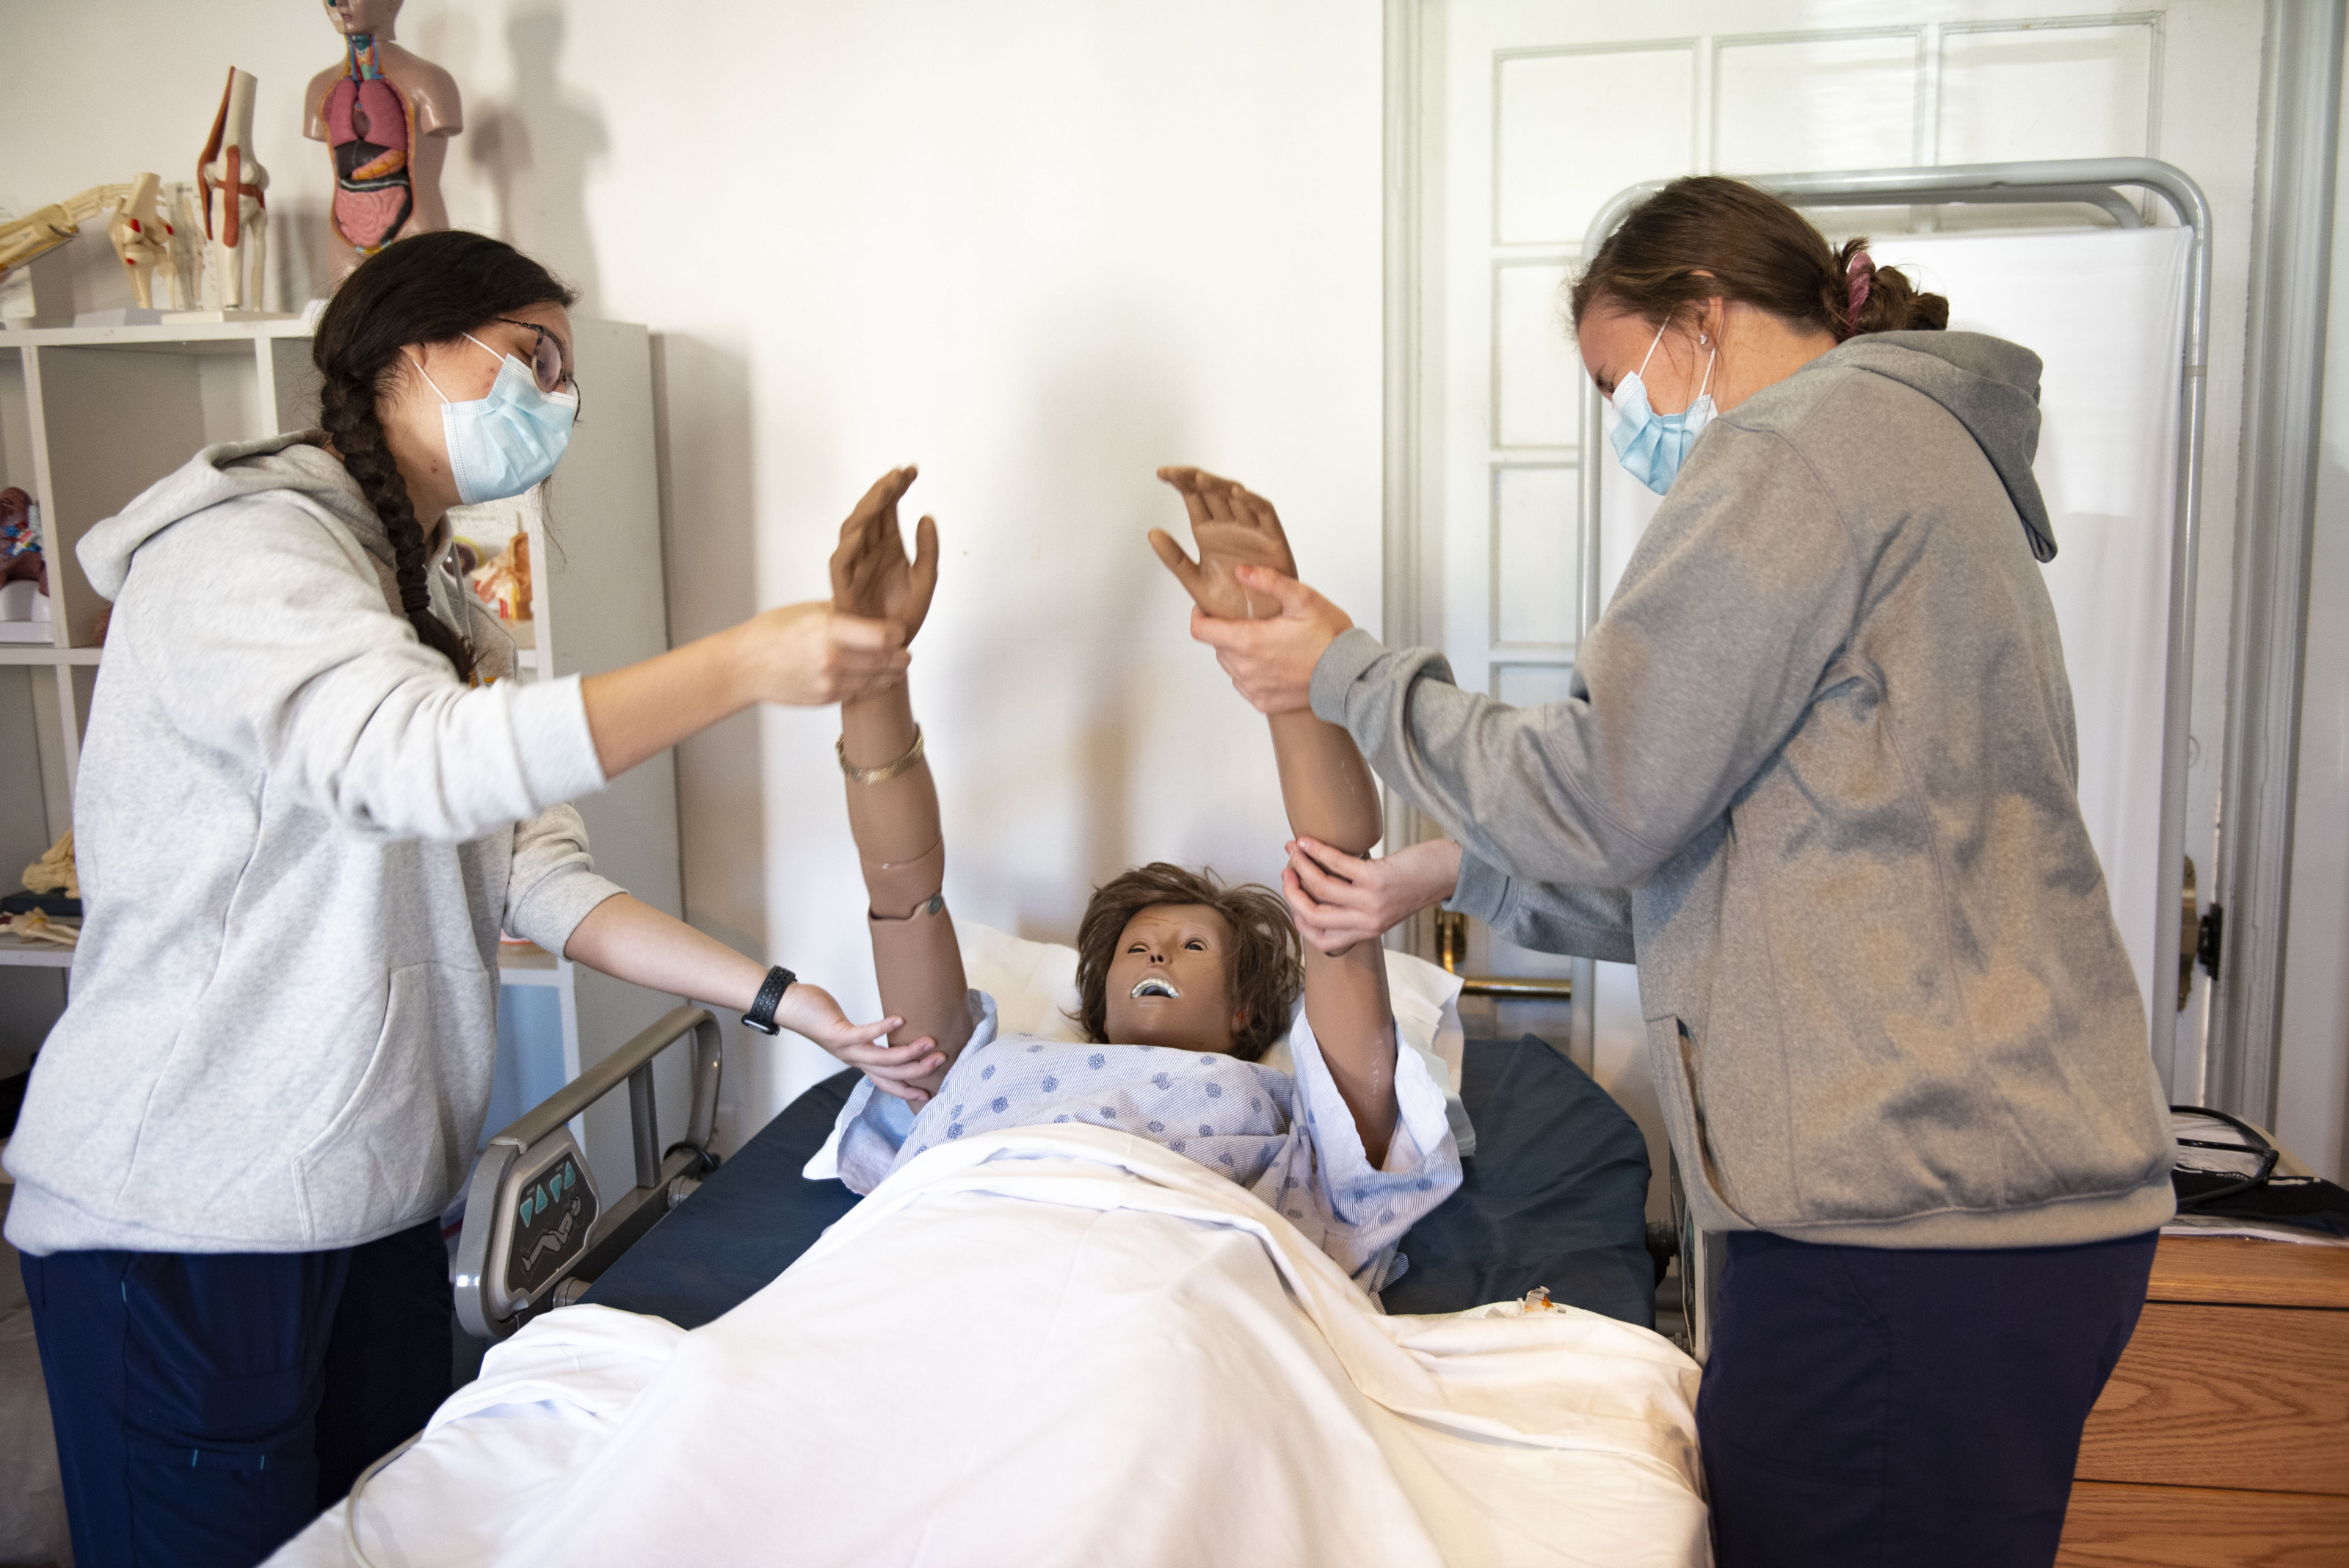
<box><xmin>280</xmin><ymin>1003</ymin><xmax>1701</xmax><ymax>1568</ymax></box>
<box><xmin>454</xmin><ymin>1002</ymin><xmax>1661</xmax><ymax>1341</ymax></box>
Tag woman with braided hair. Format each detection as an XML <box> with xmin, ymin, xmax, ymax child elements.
<box><xmin>7</xmin><ymin>231</ymin><xmax>933</xmax><ymax>1567</ymax></box>
<box><xmin>1184</xmin><ymin>178</ymin><xmax>2174</xmax><ymax>1567</ymax></box>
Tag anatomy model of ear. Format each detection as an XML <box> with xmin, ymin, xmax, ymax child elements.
<box><xmin>304</xmin><ymin>0</ymin><xmax>462</xmax><ymax>280</ymax></box>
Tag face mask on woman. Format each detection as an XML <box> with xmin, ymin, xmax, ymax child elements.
<box><xmin>410</xmin><ymin>332</ymin><xmax>579</xmax><ymax>504</ymax></box>
<box><xmin>1607</xmin><ymin>317</ymin><xmax>1716</xmax><ymax>496</ymax></box>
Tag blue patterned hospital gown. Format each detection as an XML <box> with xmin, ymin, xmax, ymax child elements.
<box><xmin>825</xmin><ymin>991</ymin><xmax>1462</xmax><ymax>1292</ymax></box>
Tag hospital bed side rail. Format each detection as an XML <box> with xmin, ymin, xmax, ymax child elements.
<box><xmin>454</xmin><ymin>1003</ymin><xmax>725</xmax><ymax>1340</ymax></box>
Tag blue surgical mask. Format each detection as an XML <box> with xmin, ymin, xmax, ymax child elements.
<box><xmin>411</xmin><ymin>333</ymin><xmax>578</xmax><ymax>504</ymax></box>
<box><xmin>1607</xmin><ymin>319</ymin><xmax>1716</xmax><ymax>496</ymax></box>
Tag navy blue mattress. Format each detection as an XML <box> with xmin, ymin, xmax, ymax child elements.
<box><xmin>584</xmin><ymin>1034</ymin><xmax>1655</xmax><ymax>1329</ymax></box>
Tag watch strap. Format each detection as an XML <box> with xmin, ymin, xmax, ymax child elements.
<box><xmin>741</xmin><ymin>965</ymin><xmax>797</xmax><ymax>1035</ymax></box>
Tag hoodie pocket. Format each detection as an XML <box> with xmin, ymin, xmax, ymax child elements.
<box><xmin>291</xmin><ymin>961</ymin><xmax>491</xmax><ymax>1244</ymax></box>
<box><xmin>1644</xmin><ymin>1011</ymin><xmax>1750</xmax><ymax>1227</ymax></box>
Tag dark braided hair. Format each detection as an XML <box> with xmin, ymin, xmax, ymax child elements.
<box><xmin>313</xmin><ymin>231</ymin><xmax>577</xmax><ymax>682</ymax></box>
<box><xmin>1569</xmin><ymin>175</ymin><xmax>1947</xmax><ymax>341</ymax></box>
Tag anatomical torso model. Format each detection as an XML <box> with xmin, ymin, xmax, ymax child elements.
<box><xmin>304</xmin><ymin>0</ymin><xmax>460</xmax><ymax>278</ymax></box>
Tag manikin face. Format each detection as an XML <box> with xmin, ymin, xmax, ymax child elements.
<box><xmin>1101</xmin><ymin>904</ymin><xmax>1250</xmax><ymax>1056</ymax></box>
<box><xmin>324</xmin><ymin>0</ymin><xmax>403</xmax><ymax>38</ymax></box>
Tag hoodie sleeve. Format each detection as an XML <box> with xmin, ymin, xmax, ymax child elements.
<box><xmin>504</xmin><ymin>804</ymin><xmax>625</xmax><ymax>954</ymax></box>
<box><xmin>1446</xmin><ymin>849</ymin><xmax>1635</xmax><ymax>962</ymax></box>
<box><xmin>120</xmin><ymin>496</ymin><xmax>609</xmax><ymax>843</ymax></box>
<box><xmin>1311</xmin><ymin>425</ymin><xmax>1863</xmax><ymax>889</ymax></box>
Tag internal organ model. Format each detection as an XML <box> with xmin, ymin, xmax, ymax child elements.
<box><xmin>305</xmin><ymin>0</ymin><xmax>460</xmax><ymax>272</ymax></box>
<box><xmin>197</xmin><ymin>67</ymin><xmax>270</xmax><ymax>310</ymax></box>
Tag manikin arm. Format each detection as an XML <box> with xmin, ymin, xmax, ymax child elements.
<box><xmin>832</xmin><ymin>468</ymin><xmax>969</xmax><ymax>1099</ymax></box>
<box><xmin>1151</xmin><ymin>469</ymin><xmax>1400</xmax><ymax>1164</ymax></box>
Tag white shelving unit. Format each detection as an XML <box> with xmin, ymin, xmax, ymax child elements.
<box><xmin>0</xmin><ymin>318</ymin><xmax>685</xmax><ymax>1196</ymax></box>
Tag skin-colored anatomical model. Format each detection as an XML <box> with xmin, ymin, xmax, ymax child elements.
<box><xmin>827</xmin><ymin>468</ymin><xmax>1401</xmax><ymax>1162</ymax></box>
<box><xmin>305</xmin><ymin>0</ymin><xmax>461</xmax><ymax>281</ymax></box>
<box><xmin>197</xmin><ymin>68</ymin><xmax>270</xmax><ymax>311</ymax></box>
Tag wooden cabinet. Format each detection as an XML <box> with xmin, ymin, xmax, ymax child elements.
<box><xmin>2058</xmin><ymin>1237</ymin><xmax>2349</xmax><ymax>1568</ymax></box>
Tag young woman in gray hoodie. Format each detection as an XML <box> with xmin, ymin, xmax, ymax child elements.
<box><xmin>4</xmin><ymin>232</ymin><xmax>945</xmax><ymax>1567</ymax></box>
<box><xmin>1183</xmin><ymin>179</ymin><xmax>2176</xmax><ymax>1567</ymax></box>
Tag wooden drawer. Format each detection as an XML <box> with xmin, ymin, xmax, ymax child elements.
<box><xmin>2074</xmin><ymin>1300</ymin><xmax>2349</xmax><ymax>1496</ymax></box>
<box><xmin>2057</xmin><ymin>1480</ymin><xmax>2349</xmax><ymax>1567</ymax></box>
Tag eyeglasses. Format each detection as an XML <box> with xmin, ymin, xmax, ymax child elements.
<box><xmin>493</xmin><ymin>317</ymin><xmax>578</xmax><ymax>399</ymax></box>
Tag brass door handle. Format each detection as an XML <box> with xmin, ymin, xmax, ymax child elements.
<box><xmin>1433</xmin><ymin>910</ymin><xmax>1575</xmax><ymax>1001</ymax></box>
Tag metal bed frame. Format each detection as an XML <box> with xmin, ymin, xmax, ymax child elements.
<box><xmin>454</xmin><ymin>1005</ymin><xmax>724</xmax><ymax>1340</ymax></box>
<box><xmin>1575</xmin><ymin>159</ymin><xmax>2212</xmax><ymax>1362</ymax></box>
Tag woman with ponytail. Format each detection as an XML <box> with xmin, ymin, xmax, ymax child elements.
<box><xmin>1180</xmin><ymin>178</ymin><xmax>2171</xmax><ymax>1567</ymax></box>
<box><xmin>7</xmin><ymin>231</ymin><xmax>939</xmax><ymax>1566</ymax></box>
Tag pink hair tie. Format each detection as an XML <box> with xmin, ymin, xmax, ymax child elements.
<box><xmin>1845</xmin><ymin>250</ymin><xmax>1876</xmax><ymax>331</ymax></box>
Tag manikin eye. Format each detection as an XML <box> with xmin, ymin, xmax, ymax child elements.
<box><xmin>1185</xmin><ymin>940</ymin><xmax>1206</xmax><ymax>951</ymax></box>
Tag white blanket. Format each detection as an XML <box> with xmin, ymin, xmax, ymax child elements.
<box><xmin>275</xmin><ymin>1125</ymin><xmax>1709</xmax><ymax>1567</ymax></box>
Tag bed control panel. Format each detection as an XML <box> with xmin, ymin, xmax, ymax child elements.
<box><xmin>503</xmin><ymin>1136</ymin><xmax>600</xmax><ymax>1299</ymax></box>
<box><xmin>454</xmin><ymin>1005</ymin><xmax>725</xmax><ymax>1340</ymax></box>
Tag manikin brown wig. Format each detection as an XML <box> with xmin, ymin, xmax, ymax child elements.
<box><xmin>1073</xmin><ymin>863</ymin><xmax>1302</xmax><ymax>1062</ymax></box>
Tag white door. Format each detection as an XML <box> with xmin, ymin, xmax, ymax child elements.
<box><xmin>1401</xmin><ymin>0</ymin><xmax>2268</xmax><ymax>1213</ymax></box>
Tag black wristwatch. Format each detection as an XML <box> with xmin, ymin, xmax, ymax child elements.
<box><xmin>741</xmin><ymin>965</ymin><xmax>798</xmax><ymax>1036</ymax></box>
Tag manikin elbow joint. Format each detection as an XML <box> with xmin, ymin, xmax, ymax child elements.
<box><xmin>863</xmin><ymin>838</ymin><xmax>945</xmax><ymax>922</ymax></box>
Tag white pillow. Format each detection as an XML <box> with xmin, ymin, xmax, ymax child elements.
<box><xmin>805</xmin><ymin>923</ymin><xmax>1475</xmax><ymax>1179</ymax></box>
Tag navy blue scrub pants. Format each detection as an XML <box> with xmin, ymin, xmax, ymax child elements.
<box><xmin>21</xmin><ymin>1218</ymin><xmax>451</xmax><ymax>1568</ymax></box>
<box><xmin>1696</xmin><ymin>1228</ymin><xmax>2159</xmax><ymax>1568</ymax></box>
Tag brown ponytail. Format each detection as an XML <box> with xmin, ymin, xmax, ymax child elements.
<box><xmin>310</xmin><ymin>231</ymin><xmax>578</xmax><ymax>683</ymax></box>
<box><xmin>1569</xmin><ymin>176</ymin><xmax>1947</xmax><ymax>340</ymax></box>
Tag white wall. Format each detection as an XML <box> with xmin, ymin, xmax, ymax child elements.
<box><xmin>2273</xmin><ymin>39</ymin><xmax>2349</xmax><ymax>1188</ymax></box>
<box><xmin>0</xmin><ymin>1</ymin><xmax>1386</xmax><ymax>1140</ymax></box>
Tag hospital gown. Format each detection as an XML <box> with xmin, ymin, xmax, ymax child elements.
<box><xmin>824</xmin><ymin>991</ymin><xmax>1462</xmax><ymax>1292</ymax></box>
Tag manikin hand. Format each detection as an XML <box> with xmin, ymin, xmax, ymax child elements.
<box><xmin>1149</xmin><ymin>467</ymin><xmax>1300</xmax><ymax>621</ymax></box>
<box><xmin>830</xmin><ymin>466</ymin><xmax>940</xmax><ymax>646</ymax></box>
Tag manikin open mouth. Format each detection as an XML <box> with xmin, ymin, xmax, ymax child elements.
<box><xmin>1130</xmin><ymin>976</ymin><xmax>1180</xmax><ymax>1000</ymax></box>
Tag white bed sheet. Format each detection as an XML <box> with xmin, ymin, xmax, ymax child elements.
<box><xmin>274</xmin><ymin>1125</ymin><xmax>1708</xmax><ymax>1567</ymax></box>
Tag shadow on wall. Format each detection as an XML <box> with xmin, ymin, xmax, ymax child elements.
<box><xmin>650</xmin><ymin>332</ymin><xmax>776</xmax><ymax>1151</ymax></box>
<box><xmin>959</xmin><ymin>312</ymin><xmax>1199</xmax><ymax>943</ymax></box>
<box><xmin>468</xmin><ymin>4</ymin><xmax>609</xmax><ymax>311</ymax></box>
<box><xmin>274</xmin><ymin>195</ymin><xmax>335</xmax><ymax>308</ymax></box>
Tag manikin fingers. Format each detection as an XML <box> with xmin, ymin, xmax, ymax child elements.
<box><xmin>1147</xmin><ymin>529</ymin><xmax>1209</xmax><ymax>600</ymax></box>
<box><xmin>1157</xmin><ymin>466</ymin><xmax>1215</xmax><ymax>530</ymax></box>
<box><xmin>863</xmin><ymin>837</ymin><xmax>946</xmax><ymax>921</ymax></box>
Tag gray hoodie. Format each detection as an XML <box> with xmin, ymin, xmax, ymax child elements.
<box><xmin>4</xmin><ymin>433</ymin><xmax>622</xmax><ymax>1255</ymax></box>
<box><xmin>1315</xmin><ymin>332</ymin><xmax>2175</xmax><ymax>1249</ymax></box>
